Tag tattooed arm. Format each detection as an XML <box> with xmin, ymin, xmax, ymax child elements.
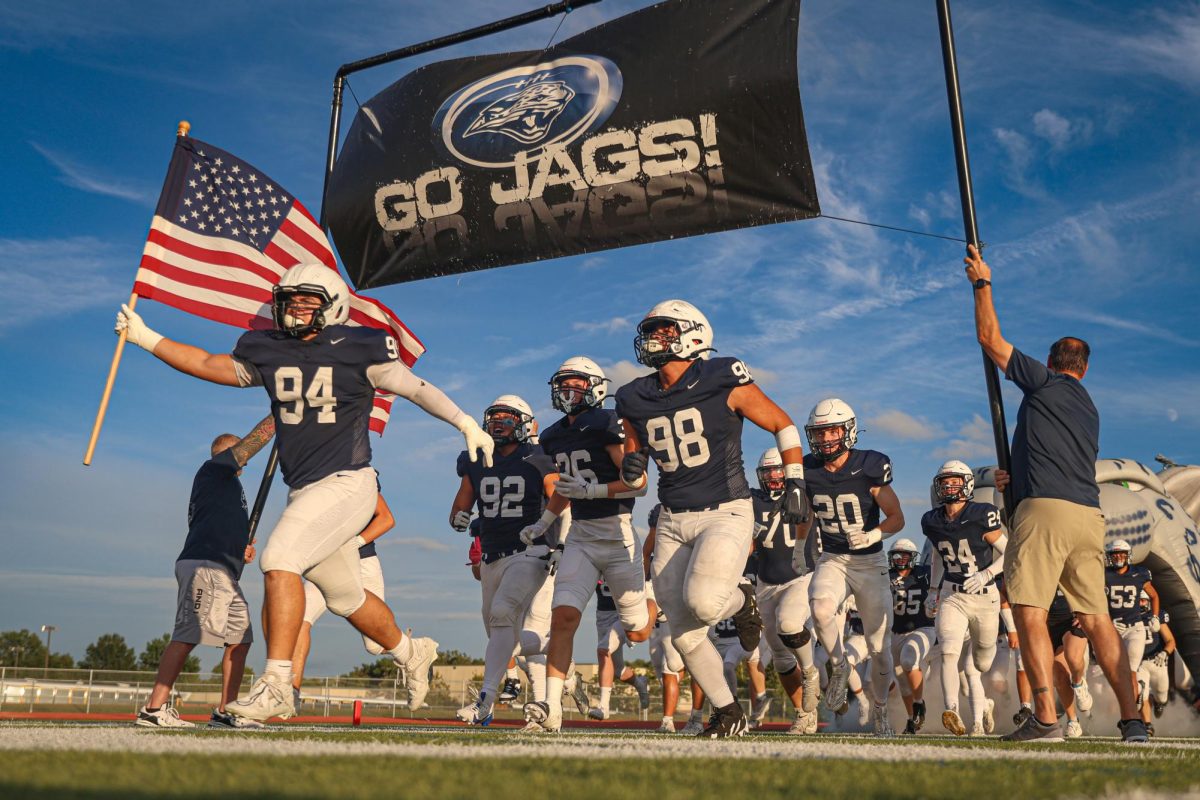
<box><xmin>230</xmin><ymin>415</ymin><xmax>276</xmax><ymax>467</ymax></box>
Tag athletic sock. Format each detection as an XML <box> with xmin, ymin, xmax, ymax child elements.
<box><xmin>387</xmin><ymin>634</ymin><xmax>413</xmax><ymax>664</ymax></box>
<box><xmin>265</xmin><ymin>659</ymin><xmax>292</xmax><ymax>681</ymax></box>
<box><xmin>599</xmin><ymin>686</ymin><xmax>612</xmax><ymax>712</ymax></box>
<box><xmin>547</xmin><ymin>675</ymin><xmax>564</xmax><ymax>713</ymax></box>
<box><xmin>527</xmin><ymin>655</ymin><xmax>547</xmax><ymax>703</ymax></box>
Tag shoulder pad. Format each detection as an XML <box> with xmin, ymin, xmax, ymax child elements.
<box><xmin>861</xmin><ymin>450</ymin><xmax>893</xmax><ymax>484</ymax></box>
<box><xmin>523</xmin><ymin>448</ymin><xmax>556</xmax><ymax>476</ymax></box>
<box><xmin>707</xmin><ymin>356</ymin><xmax>755</xmax><ymax>390</ymax></box>
<box><xmin>456</xmin><ymin>451</ymin><xmax>472</xmax><ymax>477</ymax></box>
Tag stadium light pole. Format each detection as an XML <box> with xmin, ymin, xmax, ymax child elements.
<box><xmin>247</xmin><ymin>0</ymin><xmax>604</xmax><ymax>539</ymax></box>
<box><xmin>935</xmin><ymin>0</ymin><xmax>1015</xmax><ymax>513</ymax></box>
<box><xmin>40</xmin><ymin>625</ymin><xmax>57</xmax><ymax>677</ymax></box>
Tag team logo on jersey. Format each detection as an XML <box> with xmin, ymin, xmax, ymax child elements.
<box><xmin>434</xmin><ymin>56</ymin><xmax>623</xmax><ymax>169</ymax></box>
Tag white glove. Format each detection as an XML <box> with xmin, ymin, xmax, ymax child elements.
<box><xmin>847</xmin><ymin>528</ymin><xmax>882</xmax><ymax>550</ymax></box>
<box><xmin>457</xmin><ymin>417</ymin><xmax>494</xmax><ymax>467</ymax></box>
<box><xmin>450</xmin><ymin>510</ymin><xmax>472</xmax><ymax>532</ymax></box>
<box><xmin>519</xmin><ymin>510</ymin><xmax>556</xmax><ymax>546</ymax></box>
<box><xmin>1149</xmin><ymin>615</ymin><xmax>1162</xmax><ymax>634</ymax></box>
<box><xmin>353</xmin><ymin>534</ymin><xmax>368</xmax><ymax>548</ymax></box>
<box><xmin>962</xmin><ymin>568</ymin><xmax>993</xmax><ymax>594</ymax></box>
<box><xmin>554</xmin><ymin>473</ymin><xmax>607</xmax><ymax>500</ymax></box>
<box><xmin>924</xmin><ymin>590</ymin><xmax>939</xmax><ymax>618</ymax></box>
<box><xmin>1152</xmin><ymin>650</ymin><xmax>1170</xmax><ymax>668</ymax></box>
<box><xmin>115</xmin><ymin>304</ymin><xmax>164</xmax><ymax>353</ymax></box>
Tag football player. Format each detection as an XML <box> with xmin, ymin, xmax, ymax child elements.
<box><xmin>615</xmin><ymin>300</ymin><xmax>810</xmax><ymax>738</ymax></box>
<box><xmin>1105</xmin><ymin>539</ymin><xmax>1160</xmax><ymax>711</ymax></box>
<box><xmin>803</xmin><ymin>398</ymin><xmax>905</xmax><ymax>737</ymax></box>
<box><xmin>585</xmin><ymin>580</ymin><xmax>651</xmax><ymax>720</ymax></box>
<box><xmin>1137</xmin><ymin>591</ymin><xmax>1174</xmax><ymax>733</ymax></box>
<box><xmin>888</xmin><ymin>538</ymin><xmax>934</xmax><ymax>734</ymax></box>
<box><xmin>752</xmin><ymin>448</ymin><xmax>821</xmax><ymax>734</ymax></box>
<box><xmin>524</xmin><ymin>357</ymin><xmax>653</xmax><ymax>732</ymax></box>
<box><xmin>450</xmin><ymin>395</ymin><xmax>559</xmax><ymax>725</ymax></box>
<box><xmin>643</xmin><ymin>503</ymin><xmax>692</xmax><ymax>733</ymax></box>
<box><xmin>115</xmin><ymin>264</ymin><xmax>489</xmax><ymax>720</ymax></box>
<box><xmin>923</xmin><ymin>460</ymin><xmax>1006</xmax><ymax>737</ymax></box>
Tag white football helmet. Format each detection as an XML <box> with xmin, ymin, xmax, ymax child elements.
<box><xmin>549</xmin><ymin>356</ymin><xmax>609</xmax><ymax>415</ymax></box>
<box><xmin>634</xmin><ymin>299</ymin><xmax>714</xmax><ymax>368</ymax></box>
<box><xmin>889</xmin><ymin>538</ymin><xmax>920</xmax><ymax>571</ymax></box>
<box><xmin>756</xmin><ymin>447</ymin><xmax>785</xmax><ymax>496</ymax></box>
<box><xmin>272</xmin><ymin>263</ymin><xmax>351</xmax><ymax>337</ymax></box>
<box><xmin>933</xmin><ymin>459</ymin><xmax>975</xmax><ymax>504</ymax></box>
<box><xmin>1106</xmin><ymin>538</ymin><xmax>1132</xmax><ymax>569</ymax></box>
<box><xmin>483</xmin><ymin>395</ymin><xmax>535</xmax><ymax>445</ymax></box>
<box><xmin>805</xmin><ymin>398</ymin><xmax>858</xmax><ymax>461</ymax></box>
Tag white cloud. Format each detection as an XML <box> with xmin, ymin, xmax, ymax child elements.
<box><xmin>1167</xmin><ymin>408</ymin><xmax>1179</xmax><ymax>423</ymax></box>
<box><xmin>1032</xmin><ymin>108</ymin><xmax>1093</xmax><ymax>151</ymax></box>
<box><xmin>1113</xmin><ymin>6</ymin><xmax>1200</xmax><ymax>91</ymax></box>
<box><xmin>993</xmin><ymin>128</ymin><xmax>1045</xmax><ymax>199</ymax></box>
<box><xmin>867</xmin><ymin>410</ymin><xmax>945</xmax><ymax>441</ymax></box>
<box><xmin>30</xmin><ymin>142</ymin><xmax>155</xmax><ymax>204</ymax></box>
<box><xmin>495</xmin><ymin>344</ymin><xmax>559</xmax><ymax>370</ymax></box>
<box><xmin>572</xmin><ymin>315</ymin><xmax>632</xmax><ymax>335</ymax></box>
<box><xmin>0</xmin><ymin>236</ymin><xmax>128</xmax><ymax>331</ymax></box>
<box><xmin>381</xmin><ymin>537</ymin><xmax>451</xmax><ymax>553</ymax></box>
<box><xmin>600</xmin><ymin>359</ymin><xmax>652</xmax><ymax>392</ymax></box>
<box><xmin>934</xmin><ymin>414</ymin><xmax>1000</xmax><ymax>462</ymax></box>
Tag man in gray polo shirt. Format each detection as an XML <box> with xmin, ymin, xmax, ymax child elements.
<box><xmin>965</xmin><ymin>243</ymin><xmax>1146</xmax><ymax>743</ymax></box>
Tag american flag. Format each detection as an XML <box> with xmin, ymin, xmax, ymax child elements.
<box><xmin>133</xmin><ymin>136</ymin><xmax>424</xmax><ymax>434</ymax></box>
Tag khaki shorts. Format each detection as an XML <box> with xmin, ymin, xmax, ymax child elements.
<box><xmin>1004</xmin><ymin>497</ymin><xmax>1106</xmax><ymax>615</ymax></box>
<box><xmin>173</xmin><ymin>559</ymin><xmax>253</xmax><ymax>647</ymax></box>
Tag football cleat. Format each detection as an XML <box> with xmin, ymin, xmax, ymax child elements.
<box><xmin>698</xmin><ymin>702</ymin><xmax>749</xmax><ymax>739</ymax></box>
<box><xmin>1000</xmin><ymin>715</ymin><xmax>1064</xmax><ymax>743</ymax></box>
<box><xmin>499</xmin><ymin>677</ymin><xmax>523</xmax><ymax>703</ymax></box>
<box><xmin>942</xmin><ymin>708</ymin><xmax>967</xmax><ymax>737</ymax></box>
<box><xmin>1013</xmin><ymin>705</ymin><xmax>1033</xmax><ymax>728</ymax></box>
<box><xmin>567</xmin><ymin>672</ymin><xmax>591</xmax><ymax>715</ymax></box>
<box><xmin>825</xmin><ymin>659</ymin><xmax>851</xmax><ymax>713</ymax></box>
<box><xmin>749</xmin><ymin>692</ymin><xmax>772</xmax><ymax>729</ymax></box>
<box><xmin>135</xmin><ymin>705</ymin><xmax>195</xmax><ymax>729</ymax></box>
<box><xmin>1152</xmin><ymin>700</ymin><xmax>1167</xmax><ymax>719</ymax></box>
<box><xmin>872</xmin><ymin>704</ymin><xmax>895</xmax><ymax>738</ymax></box>
<box><xmin>1118</xmin><ymin>718</ymin><xmax>1149</xmax><ymax>743</ymax></box>
<box><xmin>226</xmin><ymin>673</ymin><xmax>295</xmax><ymax>722</ymax></box>
<box><xmin>1145</xmin><ymin>721</ymin><xmax>1155</xmax><ymax>738</ymax></box>
<box><xmin>633</xmin><ymin>674</ymin><xmax>651</xmax><ymax>711</ymax></box>
<box><xmin>658</xmin><ymin>717</ymin><xmax>676</xmax><ymax>733</ymax></box>
<box><xmin>912</xmin><ymin>699</ymin><xmax>927</xmax><ymax>730</ymax></box>
<box><xmin>401</xmin><ymin>637</ymin><xmax>439</xmax><ymax>711</ymax></box>
<box><xmin>801</xmin><ymin>665</ymin><xmax>821</xmax><ymax>713</ymax></box>
<box><xmin>982</xmin><ymin>698</ymin><xmax>996</xmax><ymax>734</ymax></box>
<box><xmin>787</xmin><ymin>709</ymin><xmax>818</xmax><ymax>735</ymax></box>
<box><xmin>1071</xmin><ymin>680</ymin><xmax>1093</xmax><ymax>714</ymax></box>
<box><xmin>732</xmin><ymin>581</ymin><xmax>764</xmax><ymax>652</ymax></box>
<box><xmin>522</xmin><ymin>700</ymin><xmax>561</xmax><ymax>733</ymax></box>
<box><xmin>587</xmin><ymin>706</ymin><xmax>609</xmax><ymax>721</ymax></box>
<box><xmin>208</xmin><ymin>708</ymin><xmax>264</xmax><ymax>729</ymax></box>
<box><xmin>969</xmin><ymin>721</ymin><xmax>986</xmax><ymax>737</ymax></box>
<box><xmin>456</xmin><ymin>692</ymin><xmax>494</xmax><ymax>726</ymax></box>
<box><xmin>679</xmin><ymin>713</ymin><xmax>706</xmax><ymax>736</ymax></box>
<box><xmin>1065</xmin><ymin>719</ymin><xmax>1083</xmax><ymax>738</ymax></box>
<box><xmin>292</xmin><ymin>686</ymin><xmax>302</xmax><ymax>713</ymax></box>
<box><xmin>855</xmin><ymin>695</ymin><xmax>871</xmax><ymax>728</ymax></box>
<box><xmin>903</xmin><ymin>718</ymin><xmax>918</xmax><ymax>735</ymax></box>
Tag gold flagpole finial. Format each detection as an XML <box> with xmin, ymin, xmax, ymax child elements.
<box><xmin>177</xmin><ymin>120</ymin><xmax>191</xmax><ymax>138</ymax></box>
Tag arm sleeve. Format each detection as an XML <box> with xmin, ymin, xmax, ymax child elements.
<box><xmin>367</xmin><ymin>361</ymin><xmax>469</xmax><ymax>427</ymax></box>
<box><xmin>1004</xmin><ymin>347</ymin><xmax>1050</xmax><ymax>392</ymax></box>
<box><xmin>230</xmin><ymin>357</ymin><xmax>262</xmax><ymax>388</ymax></box>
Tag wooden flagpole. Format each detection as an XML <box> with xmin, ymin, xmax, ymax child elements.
<box><xmin>83</xmin><ymin>120</ymin><xmax>191</xmax><ymax>466</ymax></box>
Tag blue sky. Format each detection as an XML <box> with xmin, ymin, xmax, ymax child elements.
<box><xmin>1</xmin><ymin>0</ymin><xmax>1197</xmax><ymax>676</ymax></box>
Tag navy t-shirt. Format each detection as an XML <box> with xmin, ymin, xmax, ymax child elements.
<box><xmin>177</xmin><ymin>449</ymin><xmax>250</xmax><ymax>580</ymax></box>
<box><xmin>1006</xmin><ymin>347</ymin><xmax>1100</xmax><ymax>508</ymax></box>
<box><xmin>615</xmin><ymin>357</ymin><xmax>753</xmax><ymax>509</ymax></box>
<box><xmin>539</xmin><ymin>407</ymin><xmax>633</xmax><ymax>520</ymax></box>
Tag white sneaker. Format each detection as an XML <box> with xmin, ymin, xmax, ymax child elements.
<box><xmin>523</xmin><ymin>700</ymin><xmax>562</xmax><ymax>733</ymax></box>
<box><xmin>855</xmin><ymin>695</ymin><xmax>871</xmax><ymax>728</ymax></box>
<box><xmin>872</xmin><ymin>704</ymin><xmax>894</xmax><ymax>738</ymax></box>
<box><xmin>226</xmin><ymin>673</ymin><xmax>295</xmax><ymax>722</ymax></box>
<box><xmin>826</xmin><ymin>659</ymin><xmax>851</xmax><ymax>713</ymax></box>
<box><xmin>804</xmin><ymin>709</ymin><xmax>819</xmax><ymax>734</ymax></box>
<box><xmin>587</xmin><ymin>706</ymin><xmax>609</xmax><ymax>721</ymax></box>
<box><xmin>982</xmin><ymin>698</ymin><xmax>996</xmax><ymax>734</ymax></box>
<box><xmin>400</xmin><ymin>637</ymin><xmax>438</xmax><ymax>711</ymax></box>
<box><xmin>679</xmin><ymin>714</ymin><xmax>705</xmax><ymax>735</ymax></box>
<box><xmin>969</xmin><ymin>721</ymin><xmax>986</xmax><ymax>737</ymax></box>
<box><xmin>1072</xmin><ymin>681</ymin><xmax>1093</xmax><ymax>714</ymax></box>
<box><xmin>658</xmin><ymin>717</ymin><xmax>676</xmax><ymax>733</ymax></box>
<box><xmin>1065</xmin><ymin>718</ymin><xmax>1083</xmax><ymax>738</ymax></box>
<box><xmin>942</xmin><ymin>708</ymin><xmax>966</xmax><ymax>736</ymax></box>
<box><xmin>787</xmin><ymin>710</ymin><xmax>817</xmax><ymax>736</ymax></box>
<box><xmin>749</xmin><ymin>692</ymin><xmax>772</xmax><ymax>728</ymax></box>
<box><xmin>135</xmin><ymin>705</ymin><xmax>195</xmax><ymax>728</ymax></box>
<box><xmin>801</xmin><ymin>665</ymin><xmax>821</xmax><ymax>713</ymax></box>
<box><xmin>456</xmin><ymin>692</ymin><xmax>494</xmax><ymax>726</ymax></box>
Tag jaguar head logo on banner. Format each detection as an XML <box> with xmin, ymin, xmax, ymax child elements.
<box><xmin>435</xmin><ymin>56</ymin><xmax>624</xmax><ymax>168</ymax></box>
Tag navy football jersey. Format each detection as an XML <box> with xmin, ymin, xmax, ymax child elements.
<box><xmin>1143</xmin><ymin>610</ymin><xmax>1170</xmax><ymax>658</ymax></box>
<box><xmin>713</xmin><ymin>616</ymin><xmax>739</xmax><ymax>639</ymax></box>
<box><xmin>614</xmin><ymin>357</ymin><xmax>753</xmax><ymax>509</ymax></box>
<box><xmin>847</xmin><ymin>608</ymin><xmax>865</xmax><ymax>636</ymax></box>
<box><xmin>457</xmin><ymin>442</ymin><xmax>555</xmax><ymax>557</ymax></box>
<box><xmin>648</xmin><ymin>503</ymin><xmax>662</xmax><ymax>529</ymax></box>
<box><xmin>596</xmin><ymin>580</ymin><xmax>617</xmax><ymax>612</ymax></box>
<box><xmin>752</xmin><ymin>489</ymin><xmax>806</xmax><ymax>585</ymax></box>
<box><xmin>891</xmin><ymin>564</ymin><xmax>934</xmax><ymax>633</ymax></box>
<box><xmin>540</xmin><ymin>407</ymin><xmax>632</xmax><ymax>520</ymax></box>
<box><xmin>1105</xmin><ymin>565</ymin><xmax>1152</xmax><ymax>625</ymax></box>
<box><xmin>804</xmin><ymin>449</ymin><xmax>892</xmax><ymax>555</ymax></box>
<box><xmin>922</xmin><ymin>501</ymin><xmax>1004</xmax><ymax>588</ymax></box>
<box><xmin>232</xmin><ymin>325</ymin><xmax>394</xmax><ymax>488</ymax></box>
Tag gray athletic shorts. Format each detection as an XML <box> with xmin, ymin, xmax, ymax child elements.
<box><xmin>172</xmin><ymin>559</ymin><xmax>253</xmax><ymax>647</ymax></box>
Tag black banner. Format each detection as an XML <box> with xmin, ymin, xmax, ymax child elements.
<box><xmin>327</xmin><ymin>0</ymin><xmax>819</xmax><ymax>289</ymax></box>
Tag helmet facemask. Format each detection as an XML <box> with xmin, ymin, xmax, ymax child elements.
<box><xmin>550</xmin><ymin>371</ymin><xmax>604</xmax><ymax>415</ymax></box>
<box><xmin>889</xmin><ymin>550</ymin><xmax>915</xmax><ymax>571</ymax></box>
<box><xmin>756</xmin><ymin>464</ymin><xmax>786</xmax><ymax>496</ymax></box>
<box><xmin>934</xmin><ymin>474</ymin><xmax>972</xmax><ymax>505</ymax></box>
<box><xmin>483</xmin><ymin>404</ymin><xmax>533</xmax><ymax>445</ymax></box>
<box><xmin>273</xmin><ymin>286</ymin><xmax>333</xmax><ymax>338</ymax></box>
<box><xmin>806</xmin><ymin>423</ymin><xmax>851</xmax><ymax>462</ymax></box>
<box><xmin>1106</xmin><ymin>548</ymin><xmax>1131</xmax><ymax>570</ymax></box>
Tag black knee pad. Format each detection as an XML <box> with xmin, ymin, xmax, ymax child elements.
<box><xmin>779</xmin><ymin>665</ymin><xmax>798</xmax><ymax>677</ymax></box>
<box><xmin>779</xmin><ymin>630</ymin><xmax>811</xmax><ymax>649</ymax></box>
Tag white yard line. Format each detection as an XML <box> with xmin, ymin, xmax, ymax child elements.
<box><xmin>0</xmin><ymin>724</ymin><xmax>1188</xmax><ymax>762</ymax></box>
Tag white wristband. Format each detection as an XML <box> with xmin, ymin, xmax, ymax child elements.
<box><xmin>784</xmin><ymin>462</ymin><xmax>805</xmax><ymax>480</ymax></box>
<box><xmin>1000</xmin><ymin>607</ymin><xmax>1015</xmax><ymax>634</ymax></box>
<box><xmin>775</xmin><ymin>424</ymin><xmax>803</xmax><ymax>453</ymax></box>
<box><xmin>537</xmin><ymin>509</ymin><xmax>558</xmax><ymax>528</ymax></box>
<box><xmin>354</xmin><ymin>534</ymin><xmax>368</xmax><ymax>548</ymax></box>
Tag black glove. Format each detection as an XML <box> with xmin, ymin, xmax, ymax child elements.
<box><xmin>778</xmin><ymin>478</ymin><xmax>811</xmax><ymax>524</ymax></box>
<box><xmin>621</xmin><ymin>446</ymin><xmax>651</xmax><ymax>486</ymax></box>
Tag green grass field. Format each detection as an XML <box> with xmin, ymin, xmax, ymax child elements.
<box><xmin>3</xmin><ymin>724</ymin><xmax>1199</xmax><ymax>799</ymax></box>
